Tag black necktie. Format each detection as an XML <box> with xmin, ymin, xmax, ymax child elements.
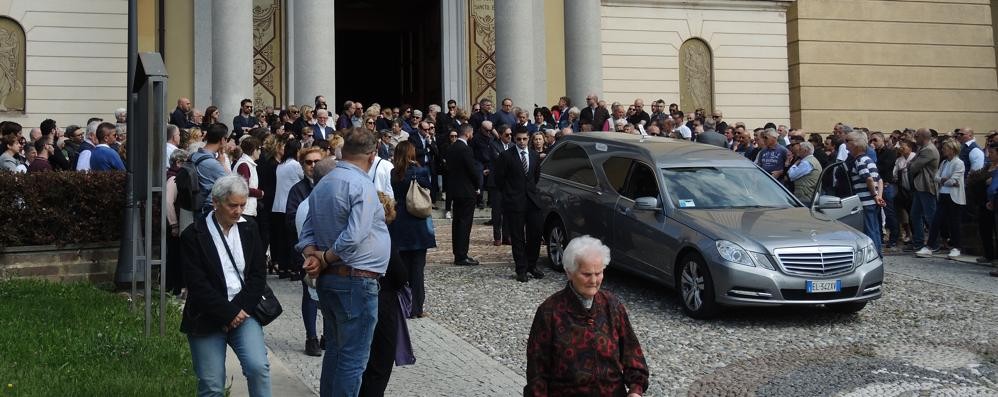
<box><xmin>521</xmin><ymin>151</ymin><xmax>529</xmax><ymax>175</ymax></box>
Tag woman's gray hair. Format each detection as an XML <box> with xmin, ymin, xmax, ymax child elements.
<box><xmin>210</xmin><ymin>175</ymin><xmax>249</xmax><ymax>202</ymax></box>
<box><xmin>567</xmin><ymin>106</ymin><xmax>580</xmax><ymax>116</ymax></box>
<box><xmin>562</xmin><ymin>235</ymin><xmax>611</xmax><ymax>274</ymax></box>
<box><xmin>169</xmin><ymin>148</ymin><xmax>189</xmax><ymax>166</ymax></box>
<box><xmin>763</xmin><ymin>128</ymin><xmax>779</xmax><ymax>139</ymax></box>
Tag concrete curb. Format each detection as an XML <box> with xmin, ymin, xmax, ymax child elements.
<box><xmin>225</xmin><ymin>345</ymin><xmax>317</xmax><ymax>396</ymax></box>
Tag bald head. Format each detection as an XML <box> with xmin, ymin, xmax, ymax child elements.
<box><xmin>177</xmin><ymin>97</ymin><xmax>192</xmax><ymax>112</ymax></box>
<box><xmin>481</xmin><ymin>120</ymin><xmax>493</xmax><ymax>132</ymax></box>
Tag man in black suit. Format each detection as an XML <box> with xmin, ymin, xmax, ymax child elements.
<box><xmin>446</xmin><ymin>124</ymin><xmax>481</xmax><ymax>266</ymax></box>
<box><xmin>310</xmin><ymin>109</ymin><xmax>334</xmax><ymax>141</ymax></box>
<box><xmin>471</xmin><ymin>120</ymin><xmax>497</xmax><ymax>209</ymax></box>
<box><xmin>469</xmin><ymin>98</ymin><xmax>495</xmax><ymax>132</ymax></box>
<box><xmin>410</xmin><ymin>121</ymin><xmax>439</xmax><ymax>203</ymax></box>
<box><xmin>487</xmin><ymin>125</ymin><xmax>514</xmax><ymax>245</ymax></box>
<box><xmin>578</xmin><ymin>93</ymin><xmax>610</xmax><ymax>132</ymax></box>
<box><xmin>493</xmin><ymin>126</ymin><xmax>544</xmax><ymax>282</ymax></box>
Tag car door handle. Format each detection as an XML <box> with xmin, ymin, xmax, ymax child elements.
<box><xmin>616</xmin><ymin>206</ymin><xmax>630</xmax><ymax>215</ymax></box>
<box><xmin>849</xmin><ymin>206</ymin><xmax>861</xmax><ymax>215</ymax></box>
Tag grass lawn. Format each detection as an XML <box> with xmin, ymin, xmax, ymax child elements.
<box><xmin>0</xmin><ymin>280</ymin><xmax>195</xmax><ymax>396</ymax></box>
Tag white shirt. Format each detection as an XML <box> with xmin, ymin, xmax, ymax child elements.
<box><xmin>205</xmin><ymin>211</ymin><xmax>246</xmax><ymax>301</ymax></box>
<box><xmin>273</xmin><ymin>159</ymin><xmax>303</xmax><ymax>212</ymax></box>
<box><xmin>165</xmin><ymin>142</ymin><xmax>178</xmax><ymax>169</ymax></box>
<box><xmin>673</xmin><ymin>125</ymin><xmax>692</xmax><ymax>139</ymax></box>
<box><xmin>367</xmin><ymin>157</ymin><xmax>396</xmax><ymax>198</ymax></box>
<box><xmin>964</xmin><ymin>140</ymin><xmax>985</xmax><ymax>171</ymax></box>
<box><xmin>76</xmin><ymin>140</ymin><xmax>94</xmax><ymax>171</ymax></box>
<box><xmin>836</xmin><ymin>143</ymin><xmax>849</xmax><ymax>162</ymax></box>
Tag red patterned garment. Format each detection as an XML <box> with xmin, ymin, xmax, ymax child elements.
<box><xmin>525</xmin><ymin>284</ymin><xmax>649</xmax><ymax>397</ymax></box>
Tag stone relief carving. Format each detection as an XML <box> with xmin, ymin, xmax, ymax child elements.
<box><xmin>469</xmin><ymin>0</ymin><xmax>496</xmax><ymax>106</ymax></box>
<box><xmin>252</xmin><ymin>0</ymin><xmax>282</xmax><ymax>108</ymax></box>
<box><xmin>679</xmin><ymin>38</ymin><xmax>713</xmax><ymax>115</ymax></box>
<box><xmin>0</xmin><ymin>18</ymin><xmax>24</xmax><ymax>112</ymax></box>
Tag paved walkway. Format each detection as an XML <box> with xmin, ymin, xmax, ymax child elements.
<box><xmin>259</xmin><ymin>271</ymin><xmax>525</xmax><ymax>396</ymax></box>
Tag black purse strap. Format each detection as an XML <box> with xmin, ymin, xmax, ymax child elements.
<box><xmin>211</xmin><ymin>215</ymin><xmax>246</xmax><ymax>288</ymax></box>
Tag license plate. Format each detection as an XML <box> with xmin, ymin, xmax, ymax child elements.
<box><xmin>806</xmin><ymin>280</ymin><xmax>841</xmax><ymax>293</ymax></box>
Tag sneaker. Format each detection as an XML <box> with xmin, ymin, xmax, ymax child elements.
<box><xmin>914</xmin><ymin>247</ymin><xmax>933</xmax><ymax>257</ymax></box>
<box><xmin>947</xmin><ymin>248</ymin><xmax>961</xmax><ymax>259</ymax></box>
<box><xmin>444</xmin><ymin>211</ymin><xmax>452</xmax><ymax>219</ymax></box>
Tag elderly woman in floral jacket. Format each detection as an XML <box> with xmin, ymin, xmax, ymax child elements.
<box><xmin>525</xmin><ymin>235</ymin><xmax>649</xmax><ymax>397</ymax></box>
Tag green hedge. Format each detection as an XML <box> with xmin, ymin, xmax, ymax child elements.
<box><xmin>0</xmin><ymin>171</ymin><xmax>126</xmax><ymax>247</ymax></box>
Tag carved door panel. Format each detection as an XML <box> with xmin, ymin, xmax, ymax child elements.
<box><xmin>679</xmin><ymin>38</ymin><xmax>713</xmax><ymax>116</ymax></box>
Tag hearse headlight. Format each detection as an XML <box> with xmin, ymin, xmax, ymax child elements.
<box><xmin>717</xmin><ymin>240</ymin><xmax>753</xmax><ymax>267</ymax></box>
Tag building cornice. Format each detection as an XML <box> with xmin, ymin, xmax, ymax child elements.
<box><xmin>602</xmin><ymin>0</ymin><xmax>794</xmax><ymax>12</ymax></box>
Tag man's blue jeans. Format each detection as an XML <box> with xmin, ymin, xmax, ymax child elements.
<box><xmin>188</xmin><ymin>317</ymin><xmax>272</xmax><ymax>397</ymax></box>
<box><xmin>910</xmin><ymin>191</ymin><xmax>937</xmax><ymax>249</ymax></box>
<box><xmin>317</xmin><ymin>273</ymin><xmax>380</xmax><ymax>397</ymax></box>
<box><xmin>863</xmin><ymin>204</ymin><xmax>883</xmax><ymax>255</ymax></box>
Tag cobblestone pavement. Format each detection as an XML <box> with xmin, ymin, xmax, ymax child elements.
<box><xmin>263</xmin><ymin>218</ymin><xmax>998</xmax><ymax>396</ymax></box>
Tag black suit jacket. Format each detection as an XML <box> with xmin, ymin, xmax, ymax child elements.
<box><xmin>310</xmin><ymin>123</ymin><xmax>333</xmax><ymax>141</ymax></box>
<box><xmin>493</xmin><ymin>146</ymin><xmax>542</xmax><ymax>212</ymax></box>
<box><xmin>409</xmin><ymin>133</ymin><xmax>436</xmax><ymax>167</ymax></box>
<box><xmin>180</xmin><ymin>216</ymin><xmax>266</xmax><ymax>335</ymax></box>
<box><xmin>446</xmin><ymin>140</ymin><xmax>480</xmax><ymax>199</ymax></box>
<box><xmin>579</xmin><ymin>106</ymin><xmax>609</xmax><ymax>131</ymax></box>
<box><xmin>486</xmin><ymin>140</ymin><xmax>513</xmax><ymax>187</ymax></box>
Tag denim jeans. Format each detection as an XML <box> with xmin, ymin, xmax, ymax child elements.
<box><xmin>188</xmin><ymin>317</ymin><xmax>271</xmax><ymax>397</ymax></box>
<box><xmin>301</xmin><ymin>278</ymin><xmax>319</xmax><ymax>339</ymax></box>
<box><xmin>883</xmin><ymin>184</ymin><xmax>899</xmax><ymax>246</ymax></box>
<box><xmin>863</xmin><ymin>204</ymin><xmax>883</xmax><ymax>255</ymax></box>
<box><xmin>910</xmin><ymin>191</ymin><xmax>937</xmax><ymax>248</ymax></box>
<box><xmin>317</xmin><ymin>274</ymin><xmax>380</xmax><ymax>397</ymax></box>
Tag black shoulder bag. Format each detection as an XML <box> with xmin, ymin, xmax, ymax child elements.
<box><xmin>212</xmin><ymin>217</ymin><xmax>283</xmax><ymax>326</ymax></box>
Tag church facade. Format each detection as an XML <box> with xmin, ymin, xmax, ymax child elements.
<box><xmin>0</xmin><ymin>0</ymin><xmax>995</xmax><ymax>134</ymax></box>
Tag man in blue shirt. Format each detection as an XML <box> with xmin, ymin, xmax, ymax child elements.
<box><xmin>298</xmin><ymin>127</ymin><xmax>390</xmax><ymax>396</ymax></box>
<box><xmin>755</xmin><ymin>128</ymin><xmax>788</xmax><ymax>179</ymax></box>
<box><xmin>89</xmin><ymin>122</ymin><xmax>125</xmax><ymax>171</ymax></box>
<box><xmin>191</xmin><ymin>124</ymin><xmax>230</xmax><ymax>217</ymax></box>
<box><xmin>847</xmin><ymin>131</ymin><xmax>886</xmax><ymax>254</ymax></box>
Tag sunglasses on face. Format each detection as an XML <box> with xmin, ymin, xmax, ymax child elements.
<box><xmin>303</xmin><ymin>159</ymin><xmax>319</xmax><ymax>166</ymax></box>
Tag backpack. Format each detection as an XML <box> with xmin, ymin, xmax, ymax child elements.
<box><xmin>175</xmin><ymin>155</ymin><xmax>209</xmax><ymax>211</ymax></box>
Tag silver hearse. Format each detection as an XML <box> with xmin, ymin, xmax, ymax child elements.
<box><xmin>538</xmin><ymin>133</ymin><xmax>883</xmax><ymax>318</ymax></box>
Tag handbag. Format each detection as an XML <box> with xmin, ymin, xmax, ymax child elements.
<box><xmin>405</xmin><ymin>177</ymin><xmax>433</xmax><ymax>218</ymax></box>
<box><xmin>213</xmin><ymin>217</ymin><xmax>283</xmax><ymax>326</ymax></box>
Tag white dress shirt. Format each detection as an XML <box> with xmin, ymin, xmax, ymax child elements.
<box><xmin>206</xmin><ymin>211</ymin><xmax>246</xmax><ymax>301</ymax></box>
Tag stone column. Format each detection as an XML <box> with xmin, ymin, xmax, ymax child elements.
<box><xmin>494</xmin><ymin>0</ymin><xmax>534</xmax><ymax>108</ymax></box>
<box><xmin>441</xmin><ymin>0</ymin><xmax>470</xmax><ymax>108</ymax></box>
<box><xmin>192</xmin><ymin>0</ymin><xmax>212</xmax><ymax>108</ymax></box>
<box><xmin>211</xmin><ymin>0</ymin><xmax>254</xmax><ymax>129</ymax></box>
<box><xmin>533</xmin><ymin>0</ymin><xmax>547</xmax><ymax>107</ymax></box>
<box><xmin>564</xmin><ymin>0</ymin><xmax>603</xmax><ymax>105</ymax></box>
<box><xmin>293</xmin><ymin>0</ymin><xmax>336</xmax><ymax>108</ymax></box>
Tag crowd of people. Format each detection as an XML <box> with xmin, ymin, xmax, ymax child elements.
<box><xmin>4</xmin><ymin>91</ymin><xmax>998</xmax><ymax>397</ymax></box>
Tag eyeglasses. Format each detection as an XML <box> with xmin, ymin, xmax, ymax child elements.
<box><xmin>421</xmin><ymin>128</ymin><xmax>433</xmax><ymax>132</ymax></box>
<box><xmin>366</xmin><ymin>121</ymin><xmax>375</xmax><ymax>125</ymax></box>
<box><xmin>303</xmin><ymin>159</ymin><xmax>319</xmax><ymax>166</ymax></box>
<box><xmin>502</xmin><ymin>133</ymin><xmax>512</xmax><ymax>137</ymax></box>
<box><xmin>449</xmin><ymin>135</ymin><xmax>458</xmax><ymax>138</ymax></box>
<box><xmin>448</xmin><ymin>105</ymin><xmax>456</xmax><ymax>109</ymax></box>
<box><xmin>290</xmin><ymin>111</ymin><xmax>299</xmax><ymax>115</ymax></box>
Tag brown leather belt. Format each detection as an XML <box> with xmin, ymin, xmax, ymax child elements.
<box><xmin>321</xmin><ymin>264</ymin><xmax>381</xmax><ymax>279</ymax></box>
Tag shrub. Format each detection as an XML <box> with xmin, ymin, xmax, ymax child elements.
<box><xmin>0</xmin><ymin>171</ymin><xmax>126</xmax><ymax>247</ymax></box>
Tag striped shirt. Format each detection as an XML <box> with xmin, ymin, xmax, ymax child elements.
<box><xmin>850</xmin><ymin>155</ymin><xmax>880</xmax><ymax>206</ymax></box>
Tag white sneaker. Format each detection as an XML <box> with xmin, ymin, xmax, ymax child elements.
<box><xmin>914</xmin><ymin>247</ymin><xmax>933</xmax><ymax>257</ymax></box>
<box><xmin>947</xmin><ymin>248</ymin><xmax>961</xmax><ymax>258</ymax></box>
<box><xmin>444</xmin><ymin>211</ymin><xmax>452</xmax><ymax>219</ymax></box>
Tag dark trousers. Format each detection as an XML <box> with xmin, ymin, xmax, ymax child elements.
<box><xmin>442</xmin><ymin>174</ymin><xmax>453</xmax><ymax>211</ymax></box>
<box><xmin>254</xmin><ymin>211</ymin><xmax>271</xmax><ymax>259</ymax></box>
<box><xmin>165</xmin><ymin>233</ymin><xmax>183</xmax><ymax>295</ymax></box>
<box><xmin>883</xmin><ymin>184</ymin><xmax>899</xmax><ymax>246</ymax></box>
<box><xmin>269</xmin><ymin>211</ymin><xmax>290</xmax><ymax>268</ymax></box>
<box><xmin>927</xmin><ymin>193</ymin><xmax>963</xmax><ymax>249</ymax></box>
<box><xmin>358</xmin><ymin>285</ymin><xmax>400</xmax><ymax>397</ymax></box>
<box><xmin>451</xmin><ymin>197</ymin><xmax>475</xmax><ymax>261</ymax></box>
<box><xmin>507</xmin><ymin>208</ymin><xmax>543</xmax><ymax>275</ymax></box>
<box><xmin>489</xmin><ymin>188</ymin><xmax>508</xmax><ymax>241</ymax></box>
<box><xmin>979</xmin><ymin>201</ymin><xmax>996</xmax><ymax>259</ymax></box>
<box><xmin>399</xmin><ymin>249</ymin><xmax>427</xmax><ymax>316</ymax></box>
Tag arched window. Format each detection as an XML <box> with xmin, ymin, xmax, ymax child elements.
<box><xmin>0</xmin><ymin>16</ymin><xmax>24</xmax><ymax>113</ymax></box>
<box><xmin>679</xmin><ymin>38</ymin><xmax>713</xmax><ymax>115</ymax></box>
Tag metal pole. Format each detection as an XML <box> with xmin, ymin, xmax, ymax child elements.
<box><xmin>122</xmin><ymin>0</ymin><xmax>138</xmax><ymax>312</ymax></box>
<box><xmin>156</xmin><ymin>78</ymin><xmax>168</xmax><ymax>336</ymax></box>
